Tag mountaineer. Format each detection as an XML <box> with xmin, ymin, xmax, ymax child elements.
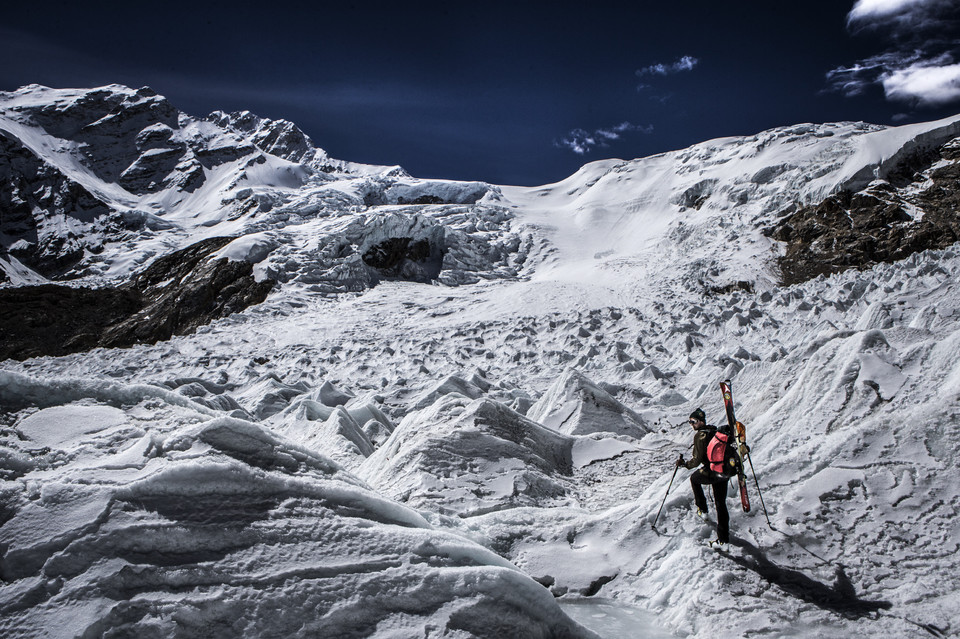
<box><xmin>676</xmin><ymin>407</ymin><xmax>732</xmax><ymax>547</ymax></box>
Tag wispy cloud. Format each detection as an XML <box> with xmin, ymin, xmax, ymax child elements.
<box><xmin>636</xmin><ymin>56</ymin><xmax>699</xmax><ymax>78</ymax></box>
<box><xmin>883</xmin><ymin>61</ymin><xmax>960</xmax><ymax>106</ymax></box>
<box><xmin>847</xmin><ymin>0</ymin><xmax>953</xmax><ymax>30</ymax></box>
<box><xmin>826</xmin><ymin>51</ymin><xmax>923</xmax><ymax>97</ymax></box>
<box><xmin>555</xmin><ymin>122</ymin><xmax>653</xmax><ymax>155</ymax></box>
<box><xmin>828</xmin><ymin>0</ymin><xmax>960</xmax><ymax>108</ymax></box>
<box><xmin>636</xmin><ymin>56</ymin><xmax>699</xmax><ymax>95</ymax></box>
<box><xmin>599</xmin><ymin>121</ymin><xmax>653</xmax><ymax>139</ymax></box>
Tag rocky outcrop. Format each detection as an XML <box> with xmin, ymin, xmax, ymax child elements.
<box><xmin>768</xmin><ymin>136</ymin><xmax>960</xmax><ymax>285</ymax></box>
<box><xmin>0</xmin><ymin>130</ymin><xmax>124</xmax><ymax>277</ymax></box>
<box><xmin>17</xmin><ymin>85</ymin><xmax>185</xmax><ymax>191</ymax></box>
<box><xmin>101</xmin><ymin>236</ymin><xmax>274</xmax><ymax>346</ymax></box>
<box><xmin>0</xmin><ymin>284</ymin><xmax>142</xmax><ymax>359</ymax></box>
<box><xmin>0</xmin><ymin>237</ymin><xmax>272</xmax><ymax>360</ymax></box>
<box><xmin>207</xmin><ymin>110</ymin><xmax>315</xmax><ymax>163</ymax></box>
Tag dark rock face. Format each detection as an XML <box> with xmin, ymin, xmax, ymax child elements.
<box><xmin>0</xmin><ymin>130</ymin><xmax>125</xmax><ymax>277</ymax></box>
<box><xmin>0</xmin><ymin>237</ymin><xmax>273</xmax><ymax>361</ymax></box>
<box><xmin>361</xmin><ymin>237</ymin><xmax>444</xmax><ymax>282</ymax></box>
<box><xmin>0</xmin><ymin>285</ymin><xmax>142</xmax><ymax>360</ymax></box>
<box><xmin>101</xmin><ymin>237</ymin><xmax>274</xmax><ymax>346</ymax></box>
<box><xmin>19</xmin><ymin>86</ymin><xmax>183</xmax><ymax>190</ymax></box>
<box><xmin>396</xmin><ymin>194</ymin><xmax>445</xmax><ymax>205</ymax></box>
<box><xmin>767</xmin><ymin>137</ymin><xmax>960</xmax><ymax>285</ymax></box>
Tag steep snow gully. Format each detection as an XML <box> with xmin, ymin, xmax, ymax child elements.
<box><xmin>1</xmin><ymin>85</ymin><xmax>959</xmax><ymax>638</ymax></box>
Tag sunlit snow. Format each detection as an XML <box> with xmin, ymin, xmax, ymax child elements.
<box><xmin>2</xmin><ymin>85</ymin><xmax>959</xmax><ymax>638</ymax></box>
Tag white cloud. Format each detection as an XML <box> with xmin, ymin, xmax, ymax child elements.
<box><xmin>848</xmin><ymin>0</ymin><xmax>933</xmax><ymax>22</ymax></box>
<box><xmin>825</xmin><ymin>51</ymin><xmax>922</xmax><ymax>96</ymax></box>
<box><xmin>827</xmin><ymin>52</ymin><xmax>960</xmax><ymax>106</ymax></box>
<box><xmin>847</xmin><ymin>0</ymin><xmax>956</xmax><ymax>33</ymax></box>
<box><xmin>556</xmin><ymin>129</ymin><xmax>596</xmax><ymax>155</ymax></box>
<box><xmin>556</xmin><ymin>122</ymin><xmax>653</xmax><ymax>155</ymax></box>
<box><xmin>882</xmin><ymin>61</ymin><xmax>960</xmax><ymax>105</ymax></box>
<box><xmin>596</xmin><ymin>122</ymin><xmax>653</xmax><ymax>140</ymax></box>
<box><xmin>636</xmin><ymin>56</ymin><xmax>699</xmax><ymax>78</ymax></box>
<box><xmin>829</xmin><ymin>0</ymin><xmax>960</xmax><ymax>109</ymax></box>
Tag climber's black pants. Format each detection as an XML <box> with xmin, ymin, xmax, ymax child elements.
<box><xmin>691</xmin><ymin>468</ymin><xmax>730</xmax><ymax>543</ymax></box>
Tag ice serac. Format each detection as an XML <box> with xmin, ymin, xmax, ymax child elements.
<box><xmin>527</xmin><ymin>368</ymin><xmax>649</xmax><ymax>439</ymax></box>
<box><xmin>359</xmin><ymin>394</ymin><xmax>576</xmax><ymax>517</ymax></box>
<box><xmin>0</xmin><ymin>371</ymin><xmax>595</xmax><ymax>639</ymax></box>
<box><xmin>271</xmin><ymin>405</ymin><xmax>376</xmax><ymax>472</ymax></box>
<box><xmin>0</xmin><ymin>84</ymin><xmax>524</xmax><ymax>293</ymax></box>
<box><xmin>264</xmin><ymin>383</ymin><xmax>395</xmax><ymax>472</ymax></box>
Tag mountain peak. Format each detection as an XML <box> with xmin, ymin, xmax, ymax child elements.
<box><xmin>206</xmin><ymin>109</ymin><xmax>317</xmax><ymax>162</ymax></box>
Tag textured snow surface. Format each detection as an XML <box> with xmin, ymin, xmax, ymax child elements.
<box><xmin>2</xmin><ymin>86</ymin><xmax>960</xmax><ymax>638</ymax></box>
<box><xmin>0</xmin><ymin>372</ymin><xmax>594</xmax><ymax>639</ymax></box>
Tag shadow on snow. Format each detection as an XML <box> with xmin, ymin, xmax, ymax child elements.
<box><xmin>721</xmin><ymin>537</ymin><xmax>891</xmax><ymax>619</ymax></box>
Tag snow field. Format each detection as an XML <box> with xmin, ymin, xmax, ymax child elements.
<box><xmin>4</xmin><ymin>86</ymin><xmax>960</xmax><ymax>637</ymax></box>
<box><xmin>6</xmin><ymin>241</ymin><xmax>959</xmax><ymax>636</ymax></box>
<box><xmin>5</xmin><ymin>246</ymin><xmax>959</xmax><ymax>635</ymax></box>
<box><xmin>0</xmin><ymin>373</ymin><xmax>596</xmax><ymax>638</ymax></box>
<box><xmin>4</xmin><ymin>251</ymin><xmax>960</xmax><ymax>636</ymax></box>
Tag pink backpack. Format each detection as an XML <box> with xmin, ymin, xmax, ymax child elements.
<box><xmin>706</xmin><ymin>428</ymin><xmax>740</xmax><ymax>477</ymax></box>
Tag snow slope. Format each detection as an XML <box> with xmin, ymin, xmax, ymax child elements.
<box><xmin>2</xmin><ymin>85</ymin><xmax>959</xmax><ymax>638</ymax></box>
<box><xmin>0</xmin><ymin>371</ymin><xmax>595</xmax><ymax>639</ymax></box>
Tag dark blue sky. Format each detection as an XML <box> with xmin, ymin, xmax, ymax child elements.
<box><xmin>4</xmin><ymin>1</ymin><xmax>960</xmax><ymax>185</ymax></box>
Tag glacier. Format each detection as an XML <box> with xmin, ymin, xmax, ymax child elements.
<box><xmin>1</xmin><ymin>84</ymin><xmax>959</xmax><ymax>638</ymax></box>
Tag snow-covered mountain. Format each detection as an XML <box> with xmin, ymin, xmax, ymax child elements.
<box><xmin>2</xmin><ymin>84</ymin><xmax>959</xmax><ymax>638</ymax></box>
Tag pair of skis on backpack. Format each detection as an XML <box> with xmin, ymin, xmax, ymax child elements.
<box><xmin>652</xmin><ymin>380</ymin><xmax>772</xmax><ymax>533</ymax></box>
<box><xmin>720</xmin><ymin>380</ymin><xmax>751</xmax><ymax>513</ymax></box>
<box><xmin>721</xmin><ymin>379</ymin><xmax>773</xmax><ymax>528</ymax></box>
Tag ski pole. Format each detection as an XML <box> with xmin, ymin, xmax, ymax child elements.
<box><xmin>745</xmin><ymin>451</ymin><xmax>774</xmax><ymax>529</ymax></box>
<box><xmin>652</xmin><ymin>461</ymin><xmax>681</xmax><ymax>530</ymax></box>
